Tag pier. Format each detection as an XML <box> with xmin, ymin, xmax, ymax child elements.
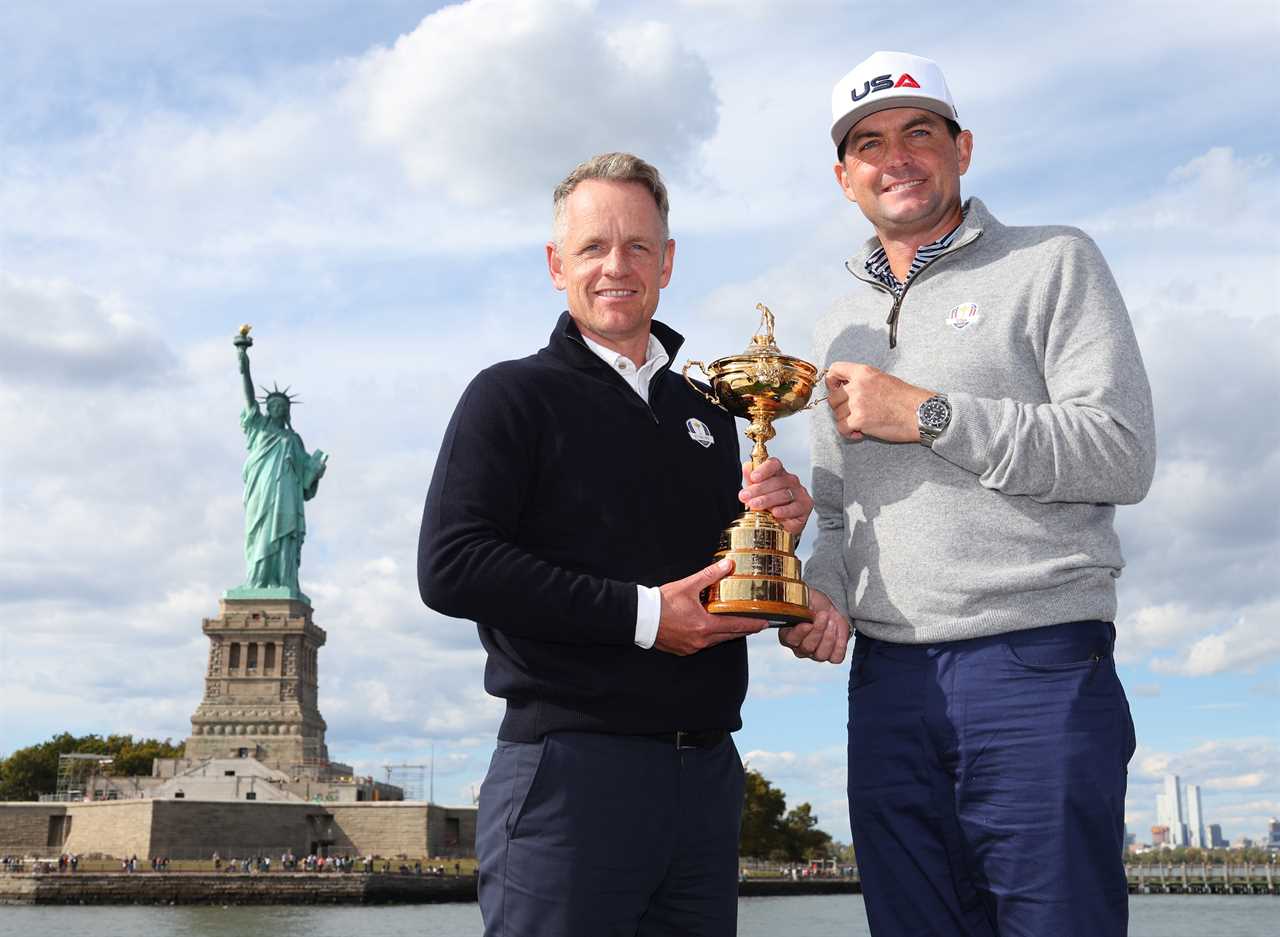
<box><xmin>1126</xmin><ymin>863</ymin><xmax>1278</xmax><ymax>895</ymax></box>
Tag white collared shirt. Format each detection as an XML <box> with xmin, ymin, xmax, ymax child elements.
<box><xmin>581</xmin><ymin>331</ymin><xmax>669</xmax><ymax>404</ymax></box>
<box><xmin>580</xmin><ymin>331</ymin><xmax>667</xmax><ymax>649</ymax></box>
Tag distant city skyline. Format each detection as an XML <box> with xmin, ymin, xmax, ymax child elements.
<box><xmin>1152</xmin><ymin>774</ymin><xmax>1276</xmax><ymax>849</ymax></box>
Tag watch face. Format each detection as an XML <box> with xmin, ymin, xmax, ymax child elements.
<box><xmin>920</xmin><ymin>397</ymin><xmax>950</xmax><ymax>430</ymax></box>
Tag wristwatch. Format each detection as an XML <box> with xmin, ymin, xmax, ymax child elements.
<box><xmin>916</xmin><ymin>394</ymin><xmax>951</xmax><ymax>447</ymax></box>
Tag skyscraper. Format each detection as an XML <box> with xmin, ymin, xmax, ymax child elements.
<box><xmin>1157</xmin><ymin>775</ymin><xmax>1188</xmax><ymax>847</ymax></box>
<box><xmin>1185</xmin><ymin>784</ymin><xmax>1206</xmax><ymax>849</ymax></box>
<box><xmin>1209</xmin><ymin>824</ymin><xmax>1228</xmax><ymax>848</ymax></box>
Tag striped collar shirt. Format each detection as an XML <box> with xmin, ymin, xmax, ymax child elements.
<box><xmin>864</xmin><ymin>205</ymin><xmax>969</xmax><ymax>296</ymax></box>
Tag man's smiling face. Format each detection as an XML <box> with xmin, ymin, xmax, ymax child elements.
<box><xmin>547</xmin><ymin>179</ymin><xmax>674</xmax><ymax>358</ymax></box>
<box><xmin>835</xmin><ymin>107</ymin><xmax>972</xmax><ymax>242</ymax></box>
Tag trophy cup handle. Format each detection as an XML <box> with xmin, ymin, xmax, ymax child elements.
<box><xmin>682</xmin><ymin>360</ymin><xmax>723</xmax><ymax>408</ymax></box>
<box><xmin>803</xmin><ymin>367</ymin><xmax>830</xmax><ymax>409</ymax></box>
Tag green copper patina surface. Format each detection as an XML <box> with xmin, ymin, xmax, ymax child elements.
<box><xmin>226</xmin><ymin>327</ymin><xmax>327</xmax><ymax>604</ymax></box>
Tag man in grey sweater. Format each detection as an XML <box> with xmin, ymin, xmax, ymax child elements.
<box><xmin>781</xmin><ymin>51</ymin><xmax>1156</xmax><ymax>937</ymax></box>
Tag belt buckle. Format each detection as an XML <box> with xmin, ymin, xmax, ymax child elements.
<box><xmin>674</xmin><ymin>730</ymin><xmax>694</xmax><ymax>750</ymax></box>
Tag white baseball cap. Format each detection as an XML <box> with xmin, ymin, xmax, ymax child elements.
<box><xmin>830</xmin><ymin>51</ymin><xmax>958</xmax><ymax>148</ymax></box>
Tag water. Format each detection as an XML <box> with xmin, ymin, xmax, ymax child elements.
<box><xmin>1</xmin><ymin>895</ymin><xmax>1275</xmax><ymax>937</ymax></box>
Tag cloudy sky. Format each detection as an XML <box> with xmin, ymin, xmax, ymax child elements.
<box><xmin>2</xmin><ymin>0</ymin><xmax>1277</xmax><ymax>844</ymax></box>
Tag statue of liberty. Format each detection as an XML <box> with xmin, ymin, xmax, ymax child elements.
<box><xmin>227</xmin><ymin>326</ymin><xmax>328</xmax><ymax>603</ymax></box>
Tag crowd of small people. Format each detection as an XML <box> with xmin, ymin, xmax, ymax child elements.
<box><xmin>205</xmin><ymin>851</ymin><xmax>465</xmax><ymax>875</ymax></box>
<box><xmin>738</xmin><ymin>861</ymin><xmax>856</xmax><ymax>882</ymax></box>
<box><xmin>2</xmin><ymin>850</ymin><xmax>468</xmax><ymax>875</ymax></box>
<box><xmin>2</xmin><ymin>854</ymin><xmax>82</xmax><ymax>873</ymax></box>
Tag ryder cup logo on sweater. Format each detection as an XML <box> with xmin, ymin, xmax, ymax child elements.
<box><xmin>946</xmin><ymin>302</ymin><xmax>980</xmax><ymax>330</ymax></box>
<box><xmin>686</xmin><ymin>418</ymin><xmax>715</xmax><ymax>448</ymax></box>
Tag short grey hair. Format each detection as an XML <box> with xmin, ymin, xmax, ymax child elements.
<box><xmin>552</xmin><ymin>152</ymin><xmax>670</xmax><ymax>246</ymax></box>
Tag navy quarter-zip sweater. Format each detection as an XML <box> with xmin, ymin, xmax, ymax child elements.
<box><xmin>418</xmin><ymin>312</ymin><xmax>747</xmax><ymax>742</ymax></box>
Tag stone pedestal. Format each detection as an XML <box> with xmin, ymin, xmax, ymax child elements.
<box><xmin>186</xmin><ymin>597</ymin><xmax>334</xmax><ymax>773</ymax></box>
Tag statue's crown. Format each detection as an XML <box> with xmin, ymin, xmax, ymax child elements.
<box><xmin>257</xmin><ymin>382</ymin><xmax>302</xmax><ymax>405</ymax></box>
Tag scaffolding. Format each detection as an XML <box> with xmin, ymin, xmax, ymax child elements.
<box><xmin>384</xmin><ymin>763</ymin><xmax>428</xmax><ymax>802</ymax></box>
<box><xmin>286</xmin><ymin>735</ymin><xmax>330</xmax><ymax>779</ymax></box>
<box><xmin>49</xmin><ymin>753</ymin><xmax>114</xmax><ymax>802</ymax></box>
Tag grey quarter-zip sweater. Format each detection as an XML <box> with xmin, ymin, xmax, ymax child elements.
<box><xmin>806</xmin><ymin>197</ymin><xmax>1156</xmax><ymax>644</ymax></box>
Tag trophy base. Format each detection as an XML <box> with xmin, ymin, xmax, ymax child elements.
<box><xmin>702</xmin><ymin>510</ymin><xmax>813</xmax><ymax>628</ymax></box>
<box><xmin>705</xmin><ymin>599</ymin><xmax>814</xmax><ymax>628</ymax></box>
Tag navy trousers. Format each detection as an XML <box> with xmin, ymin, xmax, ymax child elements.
<box><xmin>847</xmin><ymin>621</ymin><xmax>1135</xmax><ymax>937</ymax></box>
<box><xmin>476</xmin><ymin>730</ymin><xmax>744</xmax><ymax>937</ymax></box>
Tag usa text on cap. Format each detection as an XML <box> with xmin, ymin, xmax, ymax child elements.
<box><xmin>830</xmin><ymin>51</ymin><xmax>958</xmax><ymax>148</ymax></box>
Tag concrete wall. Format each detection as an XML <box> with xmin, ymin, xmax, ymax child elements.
<box><xmin>148</xmin><ymin>800</ymin><xmax>315</xmax><ymax>859</ymax></box>
<box><xmin>61</xmin><ymin>801</ymin><xmax>155</xmax><ymax>859</ymax></box>
<box><xmin>426</xmin><ymin>805</ymin><xmax>478</xmax><ymax>859</ymax></box>
<box><xmin>328</xmin><ymin>803</ymin><xmax>428</xmax><ymax>856</ymax></box>
<box><xmin>0</xmin><ymin>799</ymin><xmax>476</xmax><ymax>861</ymax></box>
<box><xmin>0</xmin><ymin>803</ymin><xmax>66</xmax><ymax>853</ymax></box>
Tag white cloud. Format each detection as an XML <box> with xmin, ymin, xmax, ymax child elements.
<box><xmin>1132</xmin><ymin>739</ymin><xmax>1277</xmax><ymax>785</ymax></box>
<box><xmin>1088</xmin><ymin>147</ymin><xmax>1277</xmax><ymax>238</ymax></box>
<box><xmin>0</xmin><ymin>275</ymin><xmax>175</xmax><ymax>386</ymax></box>
<box><xmin>2</xmin><ymin>0</ymin><xmax>720</xmax><ymax>290</ymax></box>
<box><xmin>1167</xmin><ymin>148</ymin><xmax>1274</xmax><ymax>213</ymax></box>
<box><xmin>691</xmin><ymin>212</ymin><xmax>855</xmax><ymax>337</ymax></box>
<box><xmin>745</xmin><ymin>635</ymin><xmax>848</xmax><ymax>701</ymax></box>
<box><xmin>1204</xmin><ymin>772</ymin><xmax>1265</xmax><ymax>791</ymax></box>
<box><xmin>1115</xmin><ymin>604</ymin><xmax>1210</xmax><ymax>666</ymax></box>
<box><xmin>352</xmin><ymin>1</ymin><xmax>716</xmax><ymax>205</ymax></box>
<box><xmin>1215</xmin><ymin>798</ymin><xmax>1280</xmax><ymax>818</ymax></box>
<box><xmin>1095</xmin><ymin>147</ymin><xmax>1280</xmax><ymax>333</ymax></box>
<box><xmin>1147</xmin><ymin>599</ymin><xmax>1280</xmax><ymax>676</ymax></box>
<box><xmin>742</xmin><ymin>747</ymin><xmax>842</xmax><ymax>780</ymax></box>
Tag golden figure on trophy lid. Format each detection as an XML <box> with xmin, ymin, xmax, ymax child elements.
<box><xmin>683</xmin><ymin>304</ymin><xmax>826</xmax><ymax>625</ymax></box>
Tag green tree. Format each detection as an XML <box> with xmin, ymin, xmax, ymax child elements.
<box><xmin>739</xmin><ymin>768</ymin><xmax>788</xmax><ymax>859</ymax></box>
<box><xmin>0</xmin><ymin>732</ymin><xmax>80</xmax><ymax>801</ymax></box>
<box><xmin>0</xmin><ymin>732</ymin><xmax>185</xmax><ymax>801</ymax></box>
<box><xmin>782</xmin><ymin>802</ymin><xmax>835</xmax><ymax>861</ymax></box>
<box><xmin>739</xmin><ymin>767</ymin><xmax>841</xmax><ymax>862</ymax></box>
<box><xmin>106</xmin><ymin>735</ymin><xmax>185</xmax><ymax>777</ymax></box>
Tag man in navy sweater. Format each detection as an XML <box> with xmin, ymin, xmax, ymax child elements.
<box><xmin>419</xmin><ymin>152</ymin><xmax>842</xmax><ymax>937</ymax></box>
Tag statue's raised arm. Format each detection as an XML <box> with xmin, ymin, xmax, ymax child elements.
<box><xmin>234</xmin><ymin>324</ymin><xmax>259</xmax><ymax>413</ymax></box>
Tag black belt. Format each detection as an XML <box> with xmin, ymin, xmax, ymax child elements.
<box><xmin>639</xmin><ymin>729</ymin><xmax>728</xmax><ymax>750</ymax></box>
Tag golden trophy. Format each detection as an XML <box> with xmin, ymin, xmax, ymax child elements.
<box><xmin>683</xmin><ymin>304</ymin><xmax>825</xmax><ymax>626</ymax></box>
